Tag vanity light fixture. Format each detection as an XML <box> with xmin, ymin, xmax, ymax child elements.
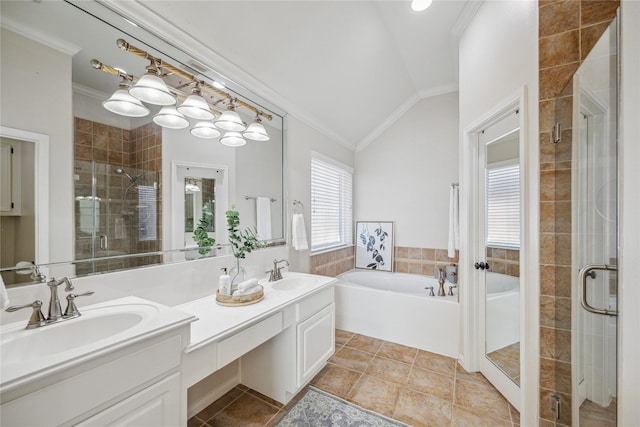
<box><xmin>153</xmin><ymin>106</ymin><xmax>189</xmax><ymax>129</ymax></box>
<box><xmin>243</xmin><ymin>114</ymin><xmax>270</xmax><ymax>141</ymax></box>
<box><xmin>215</xmin><ymin>101</ymin><xmax>246</xmax><ymax>132</ymax></box>
<box><xmin>411</xmin><ymin>0</ymin><xmax>432</xmax><ymax>12</ymax></box>
<box><xmin>102</xmin><ymin>79</ymin><xmax>150</xmax><ymax>117</ymax></box>
<box><xmin>128</xmin><ymin>62</ymin><xmax>176</xmax><ymax>106</ymax></box>
<box><xmin>220</xmin><ymin>131</ymin><xmax>247</xmax><ymax>147</ymax></box>
<box><xmin>177</xmin><ymin>84</ymin><xmax>215</xmax><ymax>120</ymax></box>
<box><xmin>190</xmin><ymin>121</ymin><xmax>222</xmax><ymax>139</ymax></box>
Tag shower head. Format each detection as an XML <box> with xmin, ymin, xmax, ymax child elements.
<box><xmin>114</xmin><ymin>168</ymin><xmax>136</xmax><ymax>182</ymax></box>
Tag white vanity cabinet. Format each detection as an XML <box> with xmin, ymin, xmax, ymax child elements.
<box><xmin>0</xmin><ymin>327</ymin><xmax>190</xmax><ymax>427</ymax></box>
<box><xmin>240</xmin><ymin>286</ymin><xmax>335</xmax><ymax>404</ymax></box>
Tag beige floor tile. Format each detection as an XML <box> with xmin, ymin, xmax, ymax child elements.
<box><xmin>310</xmin><ymin>363</ymin><xmax>361</xmax><ymax>398</ymax></box>
<box><xmin>195</xmin><ymin>387</ymin><xmax>244</xmax><ymax>423</ymax></box>
<box><xmin>407</xmin><ymin>366</ymin><xmax>454</xmax><ymax>400</ymax></box>
<box><xmin>415</xmin><ymin>349</ymin><xmax>456</xmax><ymax>377</ymax></box>
<box><xmin>330</xmin><ymin>346</ymin><xmax>375</xmax><ymax>372</ymax></box>
<box><xmin>365</xmin><ymin>356</ymin><xmax>411</xmax><ymax>385</ymax></box>
<box><xmin>335</xmin><ymin>329</ymin><xmax>356</xmax><ymax>347</ymax></box>
<box><xmin>347</xmin><ymin>375</ymin><xmax>401</xmax><ymax>417</ymax></box>
<box><xmin>393</xmin><ymin>388</ymin><xmax>452</xmax><ymax>427</ymax></box>
<box><xmin>209</xmin><ymin>393</ymin><xmax>280</xmax><ymax>427</ymax></box>
<box><xmin>454</xmin><ymin>378</ymin><xmax>511</xmax><ymax>421</ymax></box>
<box><xmin>377</xmin><ymin>341</ymin><xmax>418</xmax><ymax>365</ymax></box>
<box><xmin>187</xmin><ymin>416</ymin><xmax>205</xmax><ymax>427</ymax></box>
<box><xmin>345</xmin><ymin>333</ymin><xmax>385</xmax><ymax>354</ymax></box>
<box><xmin>246</xmin><ymin>388</ymin><xmax>284</xmax><ymax>409</ymax></box>
<box><xmin>451</xmin><ymin>404</ymin><xmax>512</xmax><ymax>427</ymax></box>
<box><xmin>509</xmin><ymin>403</ymin><xmax>521</xmax><ymax>425</ymax></box>
<box><xmin>455</xmin><ymin>362</ymin><xmax>491</xmax><ymax>386</ymax></box>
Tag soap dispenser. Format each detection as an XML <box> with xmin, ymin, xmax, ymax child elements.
<box><xmin>219</xmin><ymin>268</ymin><xmax>231</xmax><ymax>296</ymax></box>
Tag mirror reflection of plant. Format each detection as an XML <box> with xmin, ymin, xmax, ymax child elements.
<box><xmin>226</xmin><ymin>205</ymin><xmax>263</xmax><ymax>260</ymax></box>
<box><xmin>359</xmin><ymin>223</ymin><xmax>388</xmax><ymax>269</ymax></box>
<box><xmin>193</xmin><ymin>213</ymin><xmax>215</xmax><ymax>255</ymax></box>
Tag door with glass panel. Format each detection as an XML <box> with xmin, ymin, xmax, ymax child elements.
<box><xmin>476</xmin><ymin>110</ymin><xmax>521</xmax><ymax>409</ymax></box>
<box><xmin>572</xmin><ymin>16</ymin><xmax>618</xmax><ymax>426</ymax></box>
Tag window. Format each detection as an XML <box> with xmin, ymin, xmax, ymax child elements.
<box><xmin>486</xmin><ymin>161</ymin><xmax>520</xmax><ymax>247</ymax></box>
<box><xmin>311</xmin><ymin>153</ymin><xmax>353</xmax><ymax>252</ymax></box>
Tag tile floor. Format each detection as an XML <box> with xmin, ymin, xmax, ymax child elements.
<box><xmin>487</xmin><ymin>341</ymin><xmax>521</xmax><ymax>385</ymax></box>
<box><xmin>188</xmin><ymin>330</ymin><xmax>520</xmax><ymax>427</ymax></box>
<box><xmin>579</xmin><ymin>398</ymin><xmax>616</xmax><ymax>427</ymax></box>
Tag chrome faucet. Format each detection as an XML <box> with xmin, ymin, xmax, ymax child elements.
<box><xmin>47</xmin><ymin>277</ymin><xmax>74</xmax><ymax>321</ymax></box>
<box><xmin>268</xmin><ymin>259</ymin><xmax>289</xmax><ymax>282</ymax></box>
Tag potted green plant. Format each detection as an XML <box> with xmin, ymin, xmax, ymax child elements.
<box><xmin>192</xmin><ymin>212</ymin><xmax>215</xmax><ymax>255</ymax></box>
<box><xmin>226</xmin><ymin>205</ymin><xmax>263</xmax><ymax>285</ymax></box>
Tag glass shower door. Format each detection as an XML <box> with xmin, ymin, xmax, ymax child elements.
<box><xmin>573</xmin><ymin>16</ymin><xmax>618</xmax><ymax>426</ymax></box>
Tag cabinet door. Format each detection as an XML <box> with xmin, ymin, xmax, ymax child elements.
<box><xmin>297</xmin><ymin>303</ymin><xmax>335</xmax><ymax>387</ymax></box>
<box><xmin>76</xmin><ymin>373</ymin><xmax>181</xmax><ymax>427</ymax></box>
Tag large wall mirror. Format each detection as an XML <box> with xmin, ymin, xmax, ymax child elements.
<box><xmin>0</xmin><ymin>0</ymin><xmax>285</xmax><ymax>286</ymax></box>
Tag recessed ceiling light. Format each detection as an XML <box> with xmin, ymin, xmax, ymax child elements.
<box><xmin>411</xmin><ymin>0</ymin><xmax>432</xmax><ymax>12</ymax></box>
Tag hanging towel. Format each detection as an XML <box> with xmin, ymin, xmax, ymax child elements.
<box><xmin>0</xmin><ymin>273</ymin><xmax>10</xmax><ymax>310</ymax></box>
<box><xmin>292</xmin><ymin>213</ymin><xmax>309</xmax><ymax>251</ymax></box>
<box><xmin>256</xmin><ymin>197</ymin><xmax>272</xmax><ymax>240</ymax></box>
<box><xmin>448</xmin><ymin>185</ymin><xmax>459</xmax><ymax>258</ymax></box>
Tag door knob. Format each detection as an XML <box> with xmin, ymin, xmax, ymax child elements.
<box><xmin>474</xmin><ymin>262</ymin><xmax>490</xmax><ymax>270</ymax></box>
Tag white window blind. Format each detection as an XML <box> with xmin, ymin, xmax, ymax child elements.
<box><xmin>311</xmin><ymin>154</ymin><xmax>353</xmax><ymax>252</ymax></box>
<box><xmin>486</xmin><ymin>162</ymin><xmax>520</xmax><ymax>247</ymax></box>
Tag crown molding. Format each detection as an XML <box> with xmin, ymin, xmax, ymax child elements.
<box><xmin>73</xmin><ymin>82</ymin><xmax>110</xmax><ymax>101</ymax></box>
<box><xmin>1</xmin><ymin>17</ymin><xmax>81</xmax><ymax>56</ymax></box>
<box><xmin>451</xmin><ymin>0</ymin><xmax>485</xmax><ymax>39</ymax></box>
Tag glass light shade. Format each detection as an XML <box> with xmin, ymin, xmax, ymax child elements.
<box><xmin>177</xmin><ymin>93</ymin><xmax>215</xmax><ymax>120</ymax></box>
<box><xmin>411</xmin><ymin>0</ymin><xmax>432</xmax><ymax>12</ymax></box>
<box><xmin>152</xmin><ymin>106</ymin><xmax>189</xmax><ymax>129</ymax></box>
<box><xmin>215</xmin><ymin>109</ymin><xmax>246</xmax><ymax>132</ymax></box>
<box><xmin>103</xmin><ymin>88</ymin><xmax>150</xmax><ymax>117</ymax></box>
<box><xmin>220</xmin><ymin>131</ymin><xmax>246</xmax><ymax>147</ymax></box>
<box><xmin>190</xmin><ymin>121</ymin><xmax>221</xmax><ymax>139</ymax></box>
<box><xmin>129</xmin><ymin>74</ymin><xmax>176</xmax><ymax>106</ymax></box>
<box><xmin>243</xmin><ymin>121</ymin><xmax>270</xmax><ymax>141</ymax></box>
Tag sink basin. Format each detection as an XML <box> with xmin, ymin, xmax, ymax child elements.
<box><xmin>271</xmin><ymin>276</ymin><xmax>318</xmax><ymax>291</ymax></box>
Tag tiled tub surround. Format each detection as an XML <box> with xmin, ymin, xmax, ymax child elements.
<box><xmin>310</xmin><ymin>246</ymin><xmax>458</xmax><ymax>279</ymax></box>
<box><xmin>188</xmin><ymin>330</ymin><xmax>521</xmax><ymax>427</ymax></box>
<box><xmin>538</xmin><ymin>1</ymin><xmax>619</xmax><ymax>425</ymax></box>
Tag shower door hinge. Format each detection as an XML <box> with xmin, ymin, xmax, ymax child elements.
<box><xmin>550</xmin><ymin>394</ymin><xmax>561</xmax><ymax>420</ymax></box>
<box><xmin>552</xmin><ymin>123</ymin><xmax>562</xmax><ymax>143</ymax></box>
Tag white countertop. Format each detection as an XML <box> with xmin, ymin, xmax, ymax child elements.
<box><xmin>175</xmin><ymin>272</ymin><xmax>337</xmax><ymax>352</ymax></box>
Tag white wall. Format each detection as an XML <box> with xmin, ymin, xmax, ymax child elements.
<box><xmin>458</xmin><ymin>1</ymin><xmax>538</xmax><ymax>424</ymax></box>
<box><xmin>0</xmin><ymin>29</ymin><xmax>74</xmax><ymax>263</ymax></box>
<box><xmin>354</xmin><ymin>92</ymin><xmax>458</xmax><ymax>249</ymax></box>
<box><xmin>285</xmin><ymin>116</ymin><xmax>355</xmax><ymax>272</ymax></box>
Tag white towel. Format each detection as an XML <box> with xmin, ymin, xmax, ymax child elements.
<box><xmin>0</xmin><ymin>273</ymin><xmax>10</xmax><ymax>310</ymax></box>
<box><xmin>232</xmin><ymin>285</ymin><xmax>262</xmax><ymax>297</ymax></box>
<box><xmin>256</xmin><ymin>197</ymin><xmax>272</xmax><ymax>240</ymax></box>
<box><xmin>292</xmin><ymin>213</ymin><xmax>309</xmax><ymax>251</ymax></box>
<box><xmin>237</xmin><ymin>278</ymin><xmax>259</xmax><ymax>293</ymax></box>
<box><xmin>448</xmin><ymin>185</ymin><xmax>459</xmax><ymax>258</ymax></box>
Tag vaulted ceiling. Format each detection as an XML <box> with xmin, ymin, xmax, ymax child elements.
<box><xmin>135</xmin><ymin>1</ymin><xmax>477</xmax><ymax>150</ymax></box>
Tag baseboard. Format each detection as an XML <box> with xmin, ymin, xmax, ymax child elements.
<box><xmin>187</xmin><ymin>371</ymin><xmax>240</xmax><ymax>419</ymax></box>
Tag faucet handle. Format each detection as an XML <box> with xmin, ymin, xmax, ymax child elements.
<box><xmin>448</xmin><ymin>285</ymin><xmax>458</xmax><ymax>296</ymax></box>
<box><xmin>6</xmin><ymin>300</ymin><xmax>47</xmax><ymax>329</ymax></box>
<box><xmin>64</xmin><ymin>291</ymin><xmax>95</xmax><ymax>318</ymax></box>
<box><xmin>425</xmin><ymin>286</ymin><xmax>435</xmax><ymax>296</ymax></box>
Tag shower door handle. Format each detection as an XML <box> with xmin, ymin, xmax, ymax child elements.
<box><xmin>579</xmin><ymin>264</ymin><xmax>617</xmax><ymax>316</ymax></box>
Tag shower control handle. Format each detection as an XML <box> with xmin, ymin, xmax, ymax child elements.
<box><xmin>474</xmin><ymin>262</ymin><xmax>490</xmax><ymax>270</ymax></box>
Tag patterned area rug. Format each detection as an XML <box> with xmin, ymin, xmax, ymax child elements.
<box><xmin>275</xmin><ymin>387</ymin><xmax>408</xmax><ymax>427</ymax></box>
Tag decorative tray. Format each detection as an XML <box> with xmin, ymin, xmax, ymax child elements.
<box><xmin>215</xmin><ymin>285</ymin><xmax>264</xmax><ymax>306</ymax></box>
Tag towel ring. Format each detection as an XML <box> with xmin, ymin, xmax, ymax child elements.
<box><xmin>293</xmin><ymin>200</ymin><xmax>304</xmax><ymax>214</ymax></box>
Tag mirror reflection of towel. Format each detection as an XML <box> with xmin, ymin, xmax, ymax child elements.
<box><xmin>256</xmin><ymin>197</ymin><xmax>272</xmax><ymax>240</ymax></box>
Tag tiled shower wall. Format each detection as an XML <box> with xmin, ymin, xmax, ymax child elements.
<box><xmin>486</xmin><ymin>247</ymin><xmax>520</xmax><ymax>278</ymax></box>
<box><xmin>538</xmin><ymin>1</ymin><xmax>619</xmax><ymax>425</ymax></box>
<box><xmin>310</xmin><ymin>245</ymin><xmax>458</xmax><ymax>278</ymax></box>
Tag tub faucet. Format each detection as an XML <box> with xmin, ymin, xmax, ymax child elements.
<box><xmin>448</xmin><ymin>285</ymin><xmax>458</xmax><ymax>296</ymax></box>
<box><xmin>437</xmin><ymin>269</ymin><xmax>446</xmax><ymax>296</ymax></box>
<box><xmin>425</xmin><ymin>286</ymin><xmax>435</xmax><ymax>296</ymax></box>
<box><xmin>47</xmin><ymin>277</ymin><xmax>74</xmax><ymax>321</ymax></box>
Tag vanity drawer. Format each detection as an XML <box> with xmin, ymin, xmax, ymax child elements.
<box><xmin>296</xmin><ymin>287</ymin><xmax>334</xmax><ymax>322</ymax></box>
<box><xmin>217</xmin><ymin>312</ymin><xmax>283</xmax><ymax>369</ymax></box>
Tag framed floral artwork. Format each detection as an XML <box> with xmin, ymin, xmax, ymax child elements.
<box><xmin>355</xmin><ymin>221</ymin><xmax>394</xmax><ymax>271</ymax></box>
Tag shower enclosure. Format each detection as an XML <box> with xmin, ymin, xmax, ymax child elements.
<box><xmin>74</xmin><ymin>160</ymin><xmax>162</xmax><ymax>275</ymax></box>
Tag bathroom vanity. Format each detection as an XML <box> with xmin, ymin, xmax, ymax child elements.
<box><xmin>0</xmin><ymin>273</ymin><xmax>336</xmax><ymax>426</ymax></box>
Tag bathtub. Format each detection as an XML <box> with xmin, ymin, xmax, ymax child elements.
<box><xmin>335</xmin><ymin>270</ymin><xmax>459</xmax><ymax>358</ymax></box>
<box><xmin>485</xmin><ymin>272</ymin><xmax>520</xmax><ymax>353</ymax></box>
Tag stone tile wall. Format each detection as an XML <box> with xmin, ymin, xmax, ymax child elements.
<box><xmin>486</xmin><ymin>247</ymin><xmax>520</xmax><ymax>278</ymax></box>
<box><xmin>538</xmin><ymin>2</ymin><xmax>619</xmax><ymax>425</ymax></box>
<box><xmin>310</xmin><ymin>246</ymin><xmax>354</xmax><ymax>277</ymax></box>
